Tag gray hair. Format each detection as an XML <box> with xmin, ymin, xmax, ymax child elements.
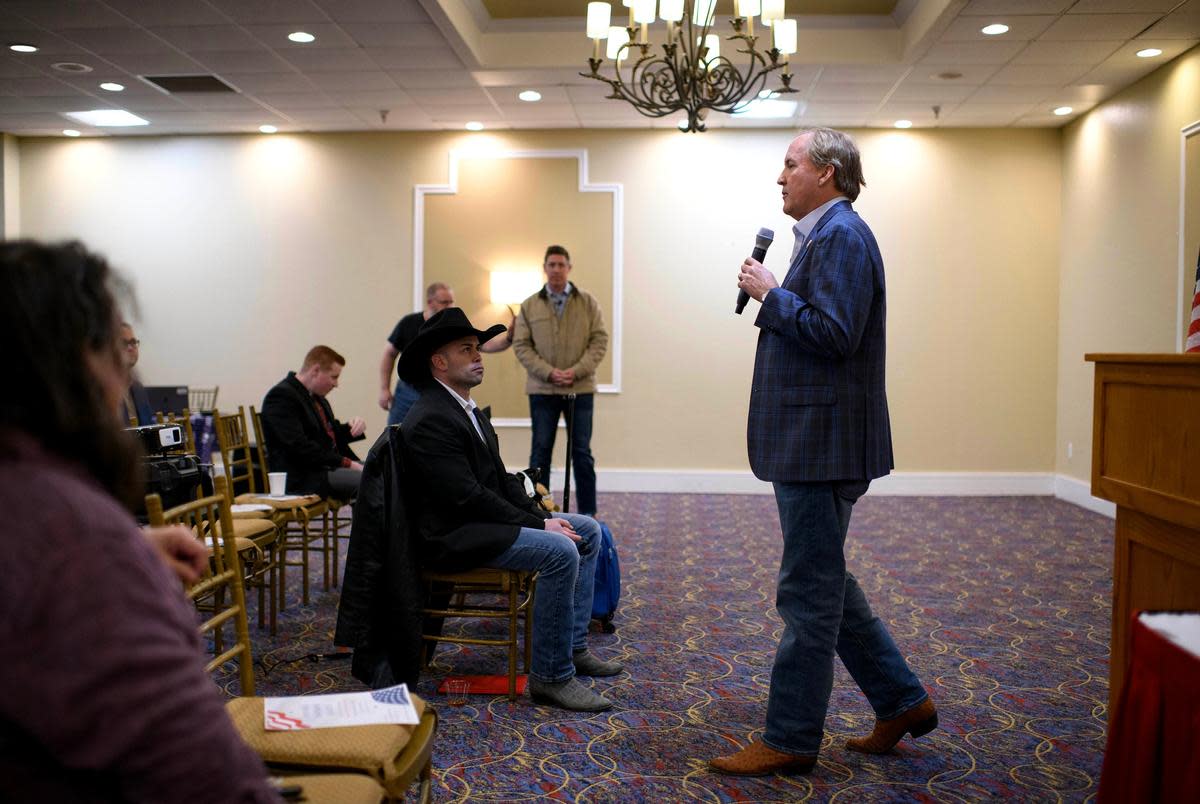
<box><xmin>799</xmin><ymin>127</ymin><xmax>866</xmax><ymax>202</ymax></box>
<box><xmin>425</xmin><ymin>281</ymin><xmax>451</xmax><ymax>301</ymax></box>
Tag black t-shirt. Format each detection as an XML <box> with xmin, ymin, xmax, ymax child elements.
<box><xmin>387</xmin><ymin>311</ymin><xmax>425</xmax><ymax>352</ymax></box>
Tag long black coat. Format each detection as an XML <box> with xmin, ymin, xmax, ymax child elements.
<box><xmin>333</xmin><ymin>425</ymin><xmax>424</xmax><ymax>687</ymax></box>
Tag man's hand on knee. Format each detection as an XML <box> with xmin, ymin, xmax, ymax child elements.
<box><xmin>544</xmin><ymin>518</ymin><xmax>580</xmax><ymax>542</ymax></box>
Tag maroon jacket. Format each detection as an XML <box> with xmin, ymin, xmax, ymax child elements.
<box><xmin>0</xmin><ymin>432</ymin><xmax>280</xmax><ymax>803</ymax></box>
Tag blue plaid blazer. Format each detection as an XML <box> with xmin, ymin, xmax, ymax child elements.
<box><xmin>748</xmin><ymin>200</ymin><xmax>894</xmax><ymax>483</ymax></box>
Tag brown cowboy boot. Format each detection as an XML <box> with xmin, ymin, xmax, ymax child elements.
<box><xmin>708</xmin><ymin>741</ymin><xmax>817</xmax><ymax>776</ymax></box>
<box><xmin>846</xmin><ymin>698</ymin><xmax>938</xmax><ymax>754</ymax></box>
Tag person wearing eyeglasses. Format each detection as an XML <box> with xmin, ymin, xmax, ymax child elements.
<box><xmin>117</xmin><ymin>322</ymin><xmax>154</xmax><ymax>426</ymax></box>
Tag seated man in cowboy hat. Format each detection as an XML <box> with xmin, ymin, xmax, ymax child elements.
<box><xmin>399</xmin><ymin>307</ymin><xmax>624</xmax><ymax>712</ymax></box>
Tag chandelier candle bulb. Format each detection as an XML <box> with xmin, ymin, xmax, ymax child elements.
<box><xmin>607</xmin><ymin>25</ymin><xmax>630</xmax><ymax>60</ymax></box>
<box><xmin>659</xmin><ymin>0</ymin><xmax>684</xmax><ymax>22</ymax></box>
<box><xmin>693</xmin><ymin>0</ymin><xmax>717</xmax><ymax>26</ymax></box>
<box><xmin>703</xmin><ymin>33</ymin><xmax>720</xmax><ymax>68</ymax></box>
<box><xmin>774</xmin><ymin>18</ymin><xmax>797</xmax><ymax>54</ymax></box>
<box><xmin>587</xmin><ymin>2</ymin><xmax>611</xmax><ymax>60</ymax></box>
<box><xmin>762</xmin><ymin>0</ymin><xmax>784</xmax><ymax>24</ymax></box>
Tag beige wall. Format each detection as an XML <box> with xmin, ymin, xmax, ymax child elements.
<box><xmin>14</xmin><ymin>125</ymin><xmax>1062</xmax><ymax>475</ymax></box>
<box><xmin>1057</xmin><ymin>45</ymin><xmax>1200</xmax><ymax>483</ymax></box>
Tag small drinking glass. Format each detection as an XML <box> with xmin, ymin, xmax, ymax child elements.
<box><xmin>445</xmin><ymin>679</ymin><xmax>469</xmax><ymax>707</ymax></box>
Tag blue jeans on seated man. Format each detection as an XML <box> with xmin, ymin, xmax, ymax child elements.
<box><xmin>387</xmin><ymin>378</ymin><xmax>421</xmax><ymax>427</ymax></box>
<box><xmin>764</xmin><ymin>479</ymin><xmax>928</xmax><ymax>757</ymax></box>
<box><xmin>485</xmin><ymin>512</ymin><xmax>600</xmax><ymax>683</ymax></box>
<box><xmin>529</xmin><ymin>393</ymin><xmax>596</xmax><ymax>515</ymax></box>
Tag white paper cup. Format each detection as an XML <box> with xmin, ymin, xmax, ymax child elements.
<box><xmin>268</xmin><ymin>472</ymin><xmax>287</xmax><ymax>496</ymax></box>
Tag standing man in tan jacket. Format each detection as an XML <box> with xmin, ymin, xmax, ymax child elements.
<box><xmin>512</xmin><ymin>245</ymin><xmax>608</xmax><ymax>516</ymax></box>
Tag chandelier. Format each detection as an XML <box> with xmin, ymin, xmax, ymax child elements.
<box><xmin>583</xmin><ymin>0</ymin><xmax>798</xmax><ymax>133</ymax></box>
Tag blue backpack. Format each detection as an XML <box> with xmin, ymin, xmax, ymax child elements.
<box><xmin>591</xmin><ymin>522</ymin><xmax>621</xmax><ymax>632</ymax></box>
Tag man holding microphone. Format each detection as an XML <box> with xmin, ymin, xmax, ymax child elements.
<box><xmin>709</xmin><ymin>128</ymin><xmax>935</xmax><ymax>776</ymax></box>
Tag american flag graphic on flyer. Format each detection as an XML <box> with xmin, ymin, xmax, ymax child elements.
<box><xmin>263</xmin><ymin>684</ymin><xmax>419</xmax><ymax>731</ymax></box>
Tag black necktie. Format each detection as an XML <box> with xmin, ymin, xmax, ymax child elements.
<box><xmin>472</xmin><ymin>408</ymin><xmax>493</xmax><ymax>453</ymax></box>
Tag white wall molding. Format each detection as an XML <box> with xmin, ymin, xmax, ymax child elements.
<box><xmin>509</xmin><ymin>468</ymin><xmax>1116</xmax><ymax>516</ymax></box>
<box><xmin>1179</xmin><ymin>119</ymin><xmax>1200</xmax><ymax>351</ymax></box>
<box><xmin>413</xmin><ymin>148</ymin><xmax>623</xmax><ymax>394</ymax></box>
<box><xmin>1054</xmin><ymin>474</ymin><xmax>1116</xmax><ymax>518</ymax></box>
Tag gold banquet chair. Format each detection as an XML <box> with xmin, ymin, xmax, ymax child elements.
<box><xmin>212</xmin><ymin>406</ymin><xmax>283</xmax><ymax>633</ymax></box>
<box><xmin>189</xmin><ymin>384</ymin><xmax>219</xmax><ymax>413</ymax></box>
<box><xmin>248</xmin><ymin>405</ymin><xmax>336</xmax><ymax>608</ymax></box>
<box><xmin>420</xmin><ymin>567</ymin><xmax>537</xmax><ymax>702</ymax></box>
<box><xmin>225</xmin><ymin>696</ymin><xmax>437</xmax><ymax>804</ymax></box>
<box><xmin>145</xmin><ymin>474</ymin><xmax>256</xmax><ymax>695</ymax></box>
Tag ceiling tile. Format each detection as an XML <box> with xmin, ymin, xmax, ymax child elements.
<box><xmin>939</xmin><ymin>14</ymin><xmax>1056</xmax><ymax>41</ymax></box>
<box><xmin>241</xmin><ymin>24</ymin><xmax>359</xmax><ymax>50</ymax></box>
<box><xmin>888</xmin><ymin>82</ymin><xmax>975</xmax><ymax>102</ymax></box>
<box><xmin>277</xmin><ymin>48</ymin><xmax>378</xmax><ymax>72</ymax></box>
<box><xmin>390</xmin><ymin>69</ymin><xmax>480</xmax><ymax>89</ymax></box>
<box><xmin>1141</xmin><ymin>5</ymin><xmax>1200</xmax><ymax>39</ymax></box>
<box><xmin>338</xmin><ymin>22</ymin><xmax>444</xmax><ymax>47</ymax></box>
<box><xmin>918</xmin><ymin>39</ymin><xmax>1028</xmax><ymax>64</ymax></box>
<box><xmin>1011</xmin><ymin>39</ymin><xmax>1124</xmax><ymax>64</ymax></box>
<box><xmin>279</xmin><ymin>107</ymin><xmax>363</xmax><ymax>123</ymax></box>
<box><xmin>109</xmin><ymin>92</ymin><xmax>186</xmax><ymax>111</ymax></box>
<box><xmin>217</xmin><ymin>72</ymin><xmax>312</xmax><ymax>93</ymax></box>
<box><xmin>990</xmin><ymin>62</ymin><xmax>1092</xmax><ymax>85</ymax></box>
<box><xmin>332</xmin><ymin>88</ymin><xmax>416</xmax><ymax>106</ymax></box>
<box><xmin>0</xmin><ymin>75</ymin><xmax>80</xmax><ymax>95</ymax></box>
<box><xmin>251</xmin><ymin>91</ymin><xmax>341</xmax><ymax>109</ymax></box>
<box><xmin>809</xmin><ymin>64</ymin><xmax>909</xmax><ymax>83</ymax></box>
<box><xmin>1066</xmin><ymin>0</ymin><xmax>1177</xmax><ymax>12</ymax></box>
<box><xmin>313</xmin><ymin>0</ymin><xmax>432</xmax><ymax>24</ymax></box>
<box><xmin>566</xmin><ymin>83</ymin><xmax>617</xmax><ymax>103</ymax></box>
<box><xmin>99</xmin><ymin>51</ymin><xmax>204</xmax><ymax>73</ymax></box>
<box><xmin>176</xmin><ymin>92</ymin><xmax>266</xmax><ymax>111</ymax></box>
<box><xmin>150</xmin><ymin>26</ymin><xmax>264</xmax><ymax>53</ymax></box>
<box><xmin>486</xmin><ymin>85</ymin><xmax>571</xmax><ymax>105</ymax></box>
<box><xmin>305</xmin><ymin>70</ymin><xmax>396</xmax><ymax>90</ymax></box>
<box><xmin>59</xmin><ymin>27</ymin><xmax>177</xmax><ymax>54</ymax></box>
<box><xmin>1040</xmin><ymin>13</ymin><xmax>1160</xmax><ymax>40</ymax></box>
<box><xmin>472</xmin><ymin>68</ymin><xmax>599</xmax><ymax>87</ymax></box>
<box><xmin>0</xmin><ymin>28</ymin><xmax>89</xmax><ymax>56</ymax></box>
<box><xmin>190</xmin><ymin>49</ymin><xmax>293</xmax><ymax>73</ymax></box>
<box><xmin>0</xmin><ymin>55</ymin><xmax>41</xmax><ymax>78</ymax></box>
<box><xmin>202</xmin><ymin>0</ymin><xmax>329</xmax><ymax>25</ymax></box>
<box><xmin>350</xmin><ymin>106</ymin><xmax>433</xmax><ymax>126</ymax></box>
<box><xmin>496</xmin><ymin>101</ymin><xmax>576</xmax><ymax>118</ymax></box>
<box><xmin>363</xmin><ymin>47</ymin><xmax>463</xmax><ymax>70</ymax></box>
<box><xmin>100</xmin><ymin>0</ymin><xmax>230</xmax><ymax>26</ymax></box>
<box><xmin>960</xmin><ymin>0</ymin><xmax>1074</xmax><ymax>13</ymax></box>
<box><xmin>1</xmin><ymin>0</ymin><xmax>131</xmax><ymax>29</ymax></box>
<box><xmin>906</xmin><ymin>63</ymin><xmax>1003</xmax><ymax>84</ymax></box>
<box><xmin>404</xmin><ymin>86</ymin><xmax>492</xmax><ymax>105</ymax></box>
<box><xmin>966</xmin><ymin>83</ymin><xmax>1051</xmax><ymax>102</ymax></box>
<box><xmin>808</xmin><ymin>82</ymin><xmax>892</xmax><ymax>102</ymax></box>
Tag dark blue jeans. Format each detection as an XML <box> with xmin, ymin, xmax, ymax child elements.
<box><xmin>387</xmin><ymin>378</ymin><xmax>420</xmax><ymax>427</ymax></box>
<box><xmin>764</xmin><ymin>480</ymin><xmax>928</xmax><ymax>756</ymax></box>
<box><xmin>528</xmin><ymin>393</ymin><xmax>596</xmax><ymax>515</ymax></box>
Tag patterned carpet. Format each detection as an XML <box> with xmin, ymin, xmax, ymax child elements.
<box><xmin>218</xmin><ymin>493</ymin><xmax>1114</xmax><ymax>802</ymax></box>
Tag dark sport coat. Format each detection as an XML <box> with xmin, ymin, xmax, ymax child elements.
<box><xmin>748</xmin><ymin>199</ymin><xmax>894</xmax><ymax>483</ymax></box>
<box><xmin>260</xmin><ymin>372</ymin><xmax>363</xmax><ymax>495</ymax></box>
<box><xmin>403</xmin><ymin>382</ymin><xmax>548</xmax><ymax>572</ymax></box>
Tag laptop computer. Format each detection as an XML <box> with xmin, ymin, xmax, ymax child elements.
<box><xmin>143</xmin><ymin>385</ymin><xmax>189</xmax><ymax>416</ymax></box>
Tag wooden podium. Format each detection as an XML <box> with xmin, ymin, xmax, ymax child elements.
<box><xmin>1087</xmin><ymin>354</ymin><xmax>1200</xmax><ymax>712</ymax></box>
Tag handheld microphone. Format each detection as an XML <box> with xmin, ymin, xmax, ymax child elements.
<box><xmin>736</xmin><ymin>227</ymin><xmax>774</xmax><ymax>314</ymax></box>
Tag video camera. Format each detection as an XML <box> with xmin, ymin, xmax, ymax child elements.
<box><xmin>124</xmin><ymin>424</ymin><xmax>206</xmax><ymax>521</ymax></box>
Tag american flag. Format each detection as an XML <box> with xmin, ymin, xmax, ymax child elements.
<box><xmin>1189</xmin><ymin>246</ymin><xmax>1200</xmax><ymax>353</ymax></box>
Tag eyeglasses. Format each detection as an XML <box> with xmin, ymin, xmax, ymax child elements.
<box><xmin>121</xmin><ymin>338</ymin><xmax>140</xmax><ymax>349</ymax></box>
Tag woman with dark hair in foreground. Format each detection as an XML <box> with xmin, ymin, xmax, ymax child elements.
<box><xmin>0</xmin><ymin>240</ymin><xmax>280</xmax><ymax>802</ymax></box>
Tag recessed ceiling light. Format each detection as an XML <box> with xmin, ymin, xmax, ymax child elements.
<box><xmin>9</xmin><ymin>43</ymin><xmax>37</xmax><ymax>53</ymax></box>
<box><xmin>894</xmin><ymin>119</ymin><xmax>913</xmax><ymax>129</ymax></box>
<box><xmin>52</xmin><ymin>62</ymin><xmax>92</xmax><ymax>73</ymax></box>
<box><xmin>63</xmin><ymin>109</ymin><xmax>149</xmax><ymax>127</ymax></box>
<box><xmin>1053</xmin><ymin>106</ymin><xmax>1073</xmax><ymax>116</ymax></box>
<box><xmin>288</xmin><ymin>31</ymin><xmax>315</xmax><ymax>43</ymax></box>
<box><xmin>1136</xmin><ymin>48</ymin><xmax>1163</xmax><ymax>58</ymax></box>
<box><xmin>981</xmin><ymin>23</ymin><xmax>1009</xmax><ymax>36</ymax></box>
<box><xmin>99</xmin><ymin>82</ymin><xmax>124</xmax><ymax>92</ymax></box>
<box><xmin>62</xmin><ymin>129</ymin><xmax>81</xmax><ymax>137</ymax></box>
<box><xmin>933</xmin><ymin>71</ymin><xmax>963</xmax><ymax>81</ymax></box>
<box><xmin>259</xmin><ymin>124</ymin><xmax>278</xmax><ymax>134</ymax></box>
<box><xmin>518</xmin><ymin>90</ymin><xmax>542</xmax><ymax>102</ymax></box>
<box><xmin>465</xmin><ymin>121</ymin><xmax>484</xmax><ymax>131</ymax></box>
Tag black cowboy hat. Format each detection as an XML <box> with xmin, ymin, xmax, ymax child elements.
<box><xmin>397</xmin><ymin>307</ymin><xmax>507</xmax><ymax>384</ymax></box>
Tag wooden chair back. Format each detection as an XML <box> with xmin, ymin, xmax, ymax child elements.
<box><xmin>214</xmin><ymin>406</ymin><xmax>259</xmax><ymax>498</ymax></box>
<box><xmin>145</xmin><ymin>474</ymin><xmax>255</xmax><ymax>695</ymax></box>
<box><xmin>189</xmin><ymin>385</ymin><xmax>219</xmax><ymax>413</ymax></box>
<box><xmin>248</xmin><ymin>405</ymin><xmax>273</xmax><ymax>492</ymax></box>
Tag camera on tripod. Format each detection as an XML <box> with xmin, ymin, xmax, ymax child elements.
<box><xmin>124</xmin><ymin>424</ymin><xmax>205</xmax><ymax>520</ymax></box>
